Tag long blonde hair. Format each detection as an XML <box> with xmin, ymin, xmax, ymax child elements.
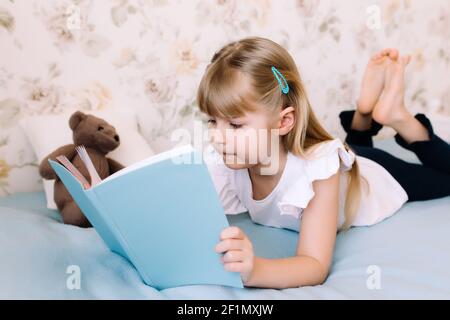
<box><xmin>197</xmin><ymin>37</ymin><xmax>361</xmax><ymax>230</ymax></box>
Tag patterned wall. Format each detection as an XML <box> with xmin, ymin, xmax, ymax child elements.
<box><xmin>1</xmin><ymin>0</ymin><xmax>449</xmax><ymax>196</ymax></box>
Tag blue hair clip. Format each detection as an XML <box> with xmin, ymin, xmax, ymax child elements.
<box><xmin>271</xmin><ymin>66</ymin><xmax>289</xmax><ymax>94</ymax></box>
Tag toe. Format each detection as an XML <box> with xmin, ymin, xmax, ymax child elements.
<box><xmin>381</xmin><ymin>48</ymin><xmax>399</xmax><ymax>60</ymax></box>
<box><xmin>371</xmin><ymin>52</ymin><xmax>383</xmax><ymax>61</ymax></box>
<box><xmin>379</xmin><ymin>48</ymin><xmax>399</xmax><ymax>59</ymax></box>
<box><xmin>402</xmin><ymin>55</ymin><xmax>411</xmax><ymax>65</ymax></box>
<box><xmin>395</xmin><ymin>56</ymin><xmax>410</xmax><ymax>69</ymax></box>
<box><xmin>388</xmin><ymin>49</ymin><xmax>399</xmax><ymax>60</ymax></box>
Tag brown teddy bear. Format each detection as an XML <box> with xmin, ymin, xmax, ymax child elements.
<box><xmin>39</xmin><ymin>111</ymin><xmax>125</xmax><ymax>228</ymax></box>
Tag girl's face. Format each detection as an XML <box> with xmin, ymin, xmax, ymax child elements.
<box><xmin>207</xmin><ymin>107</ymin><xmax>280</xmax><ymax>170</ymax></box>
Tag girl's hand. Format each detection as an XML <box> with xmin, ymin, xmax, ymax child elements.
<box><xmin>215</xmin><ymin>226</ymin><xmax>255</xmax><ymax>284</ymax></box>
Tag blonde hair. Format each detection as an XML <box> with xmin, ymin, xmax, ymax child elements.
<box><xmin>197</xmin><ymin>37</ymin><xmax>362</xmax><ymax>230</ymax></box>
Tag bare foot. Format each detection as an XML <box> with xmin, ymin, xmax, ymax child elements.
<box><xmin>372</xmin><ymin>55</ymin><xmax>411</xmax><ymax>126</ymax></box>
<box><xmin>356</xmin><ymin>48</ymin><xmax>399</xmax><ymax>116</ymax></box>
<box><xmin>371</xmin><ymin>54</ymin><xmax>429</xmax><ymax>143</ymax></box>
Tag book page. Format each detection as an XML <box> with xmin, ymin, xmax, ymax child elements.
<box><xmin>56</xmin><ymin>155</ymin><xmax>91</xmax><ymax>189</ymax></box>
<box><xmin>76</xmin><ymin>145</ymin><xmax>102</xmax><ymax>187</ymax></box>
<box><xmin>96</xmin><ymin>144</ymin><xmax>195</xmax><ymax>186</ymax></box>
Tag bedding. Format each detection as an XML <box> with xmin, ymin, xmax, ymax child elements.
<box><xmin>1</xmin><ymin>139</ymin><xmax>449</xmax><ymax>299</ymax></box>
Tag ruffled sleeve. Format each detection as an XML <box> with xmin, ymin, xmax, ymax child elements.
<box><xmin>277</xmin><ymin>138</ymin><xmax>355</xmax><ymax>219</ymax></box>
<box><xmin>203</xmin><ymin>145</ymin><xmax>248</xmax><ymax>215</ymax></box>
<box><xmin>304</xmin><ymin>138</ymin><xmax>355</xmax><ymax>178</ymax></box>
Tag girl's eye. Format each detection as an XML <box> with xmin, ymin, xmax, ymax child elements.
<box><xmin>207</xmin><ymin>119</ymin><xmax>216</xmax><ymax>126</ymax></box>
<box><xmin>229</xmin><ymin>123</ymin><xmax>242</xmax><ymax>129</ymax></box>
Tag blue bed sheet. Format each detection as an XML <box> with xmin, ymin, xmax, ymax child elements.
<box><xmin>1</xmin><ymin>139</ymin><xmax>449</xmax><ymax>299</ymax></box>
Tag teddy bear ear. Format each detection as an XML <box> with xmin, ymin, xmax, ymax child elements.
<box><xmin>69</xmin><ymin>111</ymin><xmax>87</xmax><ymax>130</ymax></box>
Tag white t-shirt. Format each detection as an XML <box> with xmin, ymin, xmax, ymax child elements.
<box><xmin>204</xmin><ymin>138</ymin><xmax>408</xmax><ymax>232</ymax></box>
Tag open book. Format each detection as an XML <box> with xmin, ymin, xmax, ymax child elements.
<box><xmin>48</xmin><ymin>144</ymin><xmax>243</xmax><ymax>290</ymax></box>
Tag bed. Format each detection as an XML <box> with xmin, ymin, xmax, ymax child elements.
<box><xmin>1</xmin><ymin>139</ymin><xmax>449</xmax><ymax>299</ymax></box>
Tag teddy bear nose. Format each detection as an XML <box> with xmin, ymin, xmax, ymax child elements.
<box><xmin>114</xmin><ymin>134</ymin><xmax>120</xmax><ymax>142</ymax></box>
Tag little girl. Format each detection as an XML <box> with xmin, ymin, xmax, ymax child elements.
<box><xmin>196</xmin><ymin>37</ymin><xmax>450</xmax><ymax>289</ymax></box>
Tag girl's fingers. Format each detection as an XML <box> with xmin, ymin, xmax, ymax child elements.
<box><xmin>221</xmin><ymin>250</ymin><xmax>244</xmax><ymax>263</ymax></box>
<box><xmin>220</xmin><ymin>226</ymin><xmax>244</xmax><ymax>240</ymax></box>
<box><xmin>223</xmin><ymin>262</ymin><xmax>245</xmax><ymax>273</ymax></box>
<box><xmin>215</xmin><ymin>239</ymin><xmax>243</xmax><ymax>253</ymax></box>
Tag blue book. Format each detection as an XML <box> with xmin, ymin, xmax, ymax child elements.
<box><xmin>48</xmin><ymin>144</ymin><xmax>243</xmax><ymax>290</ymax></box>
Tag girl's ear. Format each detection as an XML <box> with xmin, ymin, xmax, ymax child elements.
<box><xmin>278</xmin><ymin>106</ymin><xmax>295</xmax><ymax>135</ymax></box>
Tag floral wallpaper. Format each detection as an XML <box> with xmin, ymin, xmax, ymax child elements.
<box><xmin>1</xmin><ymin>0</ymin><xmax>449</xmax><ymax>196</ymax></box>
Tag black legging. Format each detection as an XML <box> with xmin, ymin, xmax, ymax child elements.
<box><xmin>339</xmin><ymin>110</ymin><xmax>450</xmax><ymax>202</ymax></box>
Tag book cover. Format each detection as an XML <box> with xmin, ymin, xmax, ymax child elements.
<box><xmin>48</xmin><ymin>144</ymin><xmax>244</xmax><ymax>290</ymax></box>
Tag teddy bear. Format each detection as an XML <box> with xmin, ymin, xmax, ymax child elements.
<box><xmin>39</xmin><ymin>111</ymin><xmax>125</xmax><ymax>228</ymax></box>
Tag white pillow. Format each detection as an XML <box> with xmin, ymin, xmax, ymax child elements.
<box><xmin>19</xmin><ymin>108</ymin><xmax>155</xmax><ymax>210</ymax></box>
